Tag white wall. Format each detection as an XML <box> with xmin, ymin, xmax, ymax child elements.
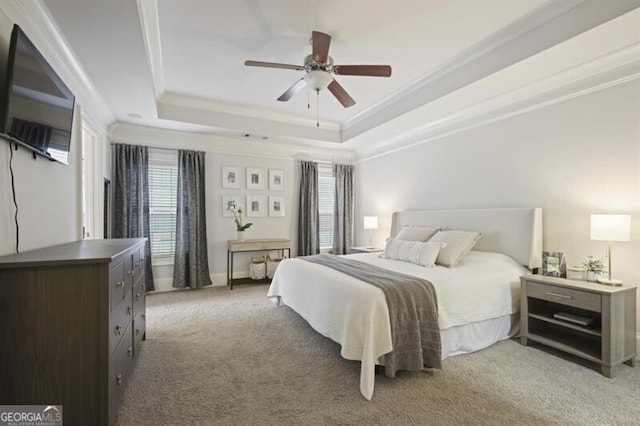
<box><xmin>0</xmin><ymin>10</ymin><xmax>81</xmax><ymax>256</ymax></box>
<box><xmin>356</xmin><ymin>80</ymin><xmax>640</xmax><ymax>327</ymax></box>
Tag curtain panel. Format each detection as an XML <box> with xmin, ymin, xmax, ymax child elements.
<box><xmin>297</xmin><ymin>160</ymin><xmax>319</xmax><ymax>256</ymax></box>
<box><xmin>332</xmin><ymin>164</ymin><xmax>354</xmax><ymax>255</ymax></box>
<box><xmin>112</xmin><ymin>143</ymin><xmax>155</xmax><ymax>291</ymax></box>
<box><xmin>172</xmin><ymin>150</ymin><xmax>212</xmax><ymax>289</ymax></box>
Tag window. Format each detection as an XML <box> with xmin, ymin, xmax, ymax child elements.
<box><xmin>148</xmin><ymin>151</ymin><xmax>178</xmax><ymax>261</ymax></box>
<box><xmin>318</xmin><ymin>164</ymin><xmax>335</xmax><ymax>251</ymax></box>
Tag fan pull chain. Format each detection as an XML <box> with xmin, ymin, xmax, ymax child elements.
<box><xmin>316</xmin><ymin>89</ymin><xmax>320</xmax><ymax>128</ymax></box>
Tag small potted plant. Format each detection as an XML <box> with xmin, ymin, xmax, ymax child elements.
<box><xmin>229</xmin><ymin>201</ymin><xmax>252</xmax><ymax>241</ymax></box>
<box><xmin>582</xmin><ymin>256</ymin><xmax>605</xmax><ymax>282</ymax></box>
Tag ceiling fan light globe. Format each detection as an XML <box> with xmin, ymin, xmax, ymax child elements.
<box><xmin>304</xmin><ymin>70</ymin><xmax>333</xmax><ymax>91</ymax></box>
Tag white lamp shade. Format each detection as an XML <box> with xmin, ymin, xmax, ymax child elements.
<box><xmin>590</xmin><ymin>214</ymin><xmax>631</xmax><ymax>242</ymax></box>
<box><xmin>363</xmin><ymin>216</ymin><xmax>378</xmax><ymax>230</ymax></box>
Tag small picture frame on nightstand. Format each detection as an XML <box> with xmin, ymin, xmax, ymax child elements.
<box><xmin>542</xmin><ymin>251</ymin><xmax>566</xmax><ymax>277</ymax></box>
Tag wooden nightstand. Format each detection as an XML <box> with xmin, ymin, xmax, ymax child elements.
<box><xmin>520</xmin><ymin>275</ymin><xmax>637</xmax><ymax>377</ymax></box>
<box><xmin>349</xmin><ymin>246</ymin><xmax>383</xmax><ymax>254</ymax></box>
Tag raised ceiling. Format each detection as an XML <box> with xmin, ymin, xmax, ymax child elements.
<box><xmin>32</xmin><ymin>0</ymin><xmax>640</xmax><ymax>151</ymax></box>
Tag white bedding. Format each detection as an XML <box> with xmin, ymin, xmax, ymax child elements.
<box><xmin>267</xmin><ymin>251</ymin><xmax>529</xmax><ymax>400</ymax></box>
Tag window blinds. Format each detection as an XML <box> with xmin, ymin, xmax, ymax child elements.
<box><xmin>148</xmin><ymin>161</ymin><xmax>178</xmax><ymax>258</ymax></box>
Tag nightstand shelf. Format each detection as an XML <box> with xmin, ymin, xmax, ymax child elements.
<box><xmin>520</xmin><ymin>275</ymin><xmax>636</xmax><ymax>378</ymax></box>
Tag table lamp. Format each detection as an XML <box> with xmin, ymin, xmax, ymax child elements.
<box><xmin>590</xmin><ymin>214</ymin><xmax>631</xmax><ymax>285</ymax></box>
<box><xmin>363</xmin><ymin>216</ymin><xmax>378</xmax><ymax>249</ymax></box>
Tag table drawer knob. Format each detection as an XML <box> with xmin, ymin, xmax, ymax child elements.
<box><xmin>116</xmin><ymin>325</ymin><xmax>122</xmax><ymax>335</ymax></box>
<box><xmin>116</xmin><ymin>374</ymin><xmax>123</xmax><ymax>385</ymax></box>
<box><xmin>116</xmin><ymin>281</ymin><xmax>125</xmax><ymax>288</ymax></box>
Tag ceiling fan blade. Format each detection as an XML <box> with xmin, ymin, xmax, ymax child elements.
<box><xmin>327</xmin><ymin>79</ymin><xmax>355</xmax><ymax>108</ymax></box>
<box><xmin>277</xmin><ymin>78</ymin><xmax>306</xmax><ymax>102</ymax></box>
<box><xmin>244</xmin><ymin>60</ymin><xmax>304</xmax><ymax>71</ymax></box>
<box><xmin>333</xmin><ymin>65</ymin><xmax>392</xmax><ymax>77</ymax></box>
<box><xmin>312</xmin><ymin>31</ymin><xmax>331</xmax><ymax>63</ymax></box>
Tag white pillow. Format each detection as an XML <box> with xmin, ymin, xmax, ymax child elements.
<box><xmin>395</xmin><ymin>226</ymin><xmax>439</xmax><ymax>242</ymax></box>
<box><xmin>383</xmin><ymin>238</ymin><xmax>446</xmax><ymax>267</ymax></box>
<box><xmin>428</xmin><ymin>230</ymin><xmax>482</xmax><ymax>267</ymax></box>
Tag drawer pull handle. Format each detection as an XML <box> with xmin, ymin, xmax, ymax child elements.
<box><xmin>135</xmin><ymin>293</ymin><xmax>141</xmax><ymax>300</ymax></box>
<box><xmin>116</xmin><ymin>325</ymin><xmax>122</xmax><ymax>335</ymax></box>
<box><xmin>127</xmin><ymin>307</ymin><xmax>132</xmax><ymax>316</ymax></box>
<box><xmin>116</xmin><ymin>374</ymin><xmax>123</xmax><ymax>385</ymax></box>
<box><xmin>116</xmin><ymin>281</ymin><xmax>125</xmax><ymax>288</ymax></box>
<box><xmin>546</xmin><ymin>292</ymin><xmax>572</xmax><ymax>300</ymax></box>
<box><xmin>127</xmin><ymin>347</ymin><xmax>133</xmax><ymax>357</ymax></box>
<box><xmin>128</xmin><ymin>270</ymin><xmax>134</xmax><ymax>276</ymax></box>
<box><xmin>136</xmin><ymin>328</ymin><xmax>140</xmax><ymax>336</ymax></box>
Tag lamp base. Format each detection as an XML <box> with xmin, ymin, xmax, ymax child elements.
<box><xmin>597</xmin><ymin>277</ymin><xmax>623</xmax><ymax>286</ymax></box>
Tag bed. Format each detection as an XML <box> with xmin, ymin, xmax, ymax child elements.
<box><xmin>267</xmin><ymin>207</ymin><xmax>542</xmax><ymax>400</ymax></box>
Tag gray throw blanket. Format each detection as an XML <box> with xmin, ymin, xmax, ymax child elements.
<box><xmin>302</xmin><ymin>254</ymin><xmax>442</xmax><ymax>377</ymax></box>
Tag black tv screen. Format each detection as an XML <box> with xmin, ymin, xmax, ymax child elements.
<box><xmin>0</xmin><ymin>24</ymin><xmax>75</xmax><ymax>165</ymax></box>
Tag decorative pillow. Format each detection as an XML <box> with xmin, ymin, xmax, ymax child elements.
<box><xmin>395</xmin><ymin>226</ymin><xmax>439</xmax><ymax>242</ymax></box>
<box><xmin>428</xmin><ymin>230</ymin><xmax>482</xmax><ymax>267</ymax></box>
<box><xmin>383</xmin><ymin>238</ymin><xmax>446</xmax><ymax>267</ymax></box>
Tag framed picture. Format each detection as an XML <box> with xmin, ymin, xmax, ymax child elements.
<box><xmin>246</xmin><ymin>167</ymin><xmax>265</xmax><ymax>190</ymax></box>
<box><xmin>542</xmin><ymin>251</ymin><xmax>566</xmax><ymax>277</ymax></box>
<box><xmin>246</xmin><ymin>195</ymin><xmax>265</xmax><ymax>217</ymax></box>
<box><xmin>269</xmin><ymin>169</ymin><xmax>285</xmax><ymax>191</ymax></box>
<box><xmin>222</xmin><ymin>166</ymin><xmax>240</xmax><ymax>189</ymax></box>
<box><xmin>269</xmin><ymin>196</ymin><xmax>285</xmax><ymax>217</ymax></box>
<box><xmin>221</xmin><ymin>194</ymin><xmax>242</xmax><ymax>217</ymax></box>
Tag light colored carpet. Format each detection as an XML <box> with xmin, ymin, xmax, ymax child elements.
<box><xmin>116</xmin><ymin>284</ymin><xmax>640</xmax><ymax>425</ymax></box>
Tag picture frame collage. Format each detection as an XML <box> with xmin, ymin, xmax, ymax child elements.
<box><xmin>221</xmin><ymin>166</ymin><xmax>285</xmax><ymax>218</ymax></box>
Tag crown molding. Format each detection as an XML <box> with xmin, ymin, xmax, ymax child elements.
<box><xmin>157</xmin><ymin>92</ymin><xmax>341</xmax><ymax>143</ymax></box>
<box><xmin>0</xmin><ymin>0</ymin><xmax>115</xmax><ymax>134</ymax></box>
<box><xmin>355</xmin><ymin>43</ymin><xmax>640</xmax><ymax>162</ymax></box>
<box><xmin>136</xmin><ymin>0</ymin><xmax>164</xmax><ymax>98</ymax></box>
<box><xmin>342</xmin><ymin>0</ymin><xmax>640</xmax><ymax>142</ymax></box>
<box><xmin>110</xmin><ymin>122</ymin><xmax>354</xmax><ymax>162</ymax></box>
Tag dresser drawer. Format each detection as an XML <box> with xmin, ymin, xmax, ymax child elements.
<box><xmin>132</xmin><ymin>248</ymin><xmax>143</xmax><ymax>284</ymax></box>
<box><xmin>133</xmin><ymin>278</ymin><xmax>145</xmax><ymax>318</ymax></box>
<box><xmin>527</xmin><ymin>282</ymin><xmax>601</xmax><ymax>312</ymax></box>
<box><xmin>109</xmin><ymin>292</ymin><xmax>133</xmax><ymax>356</ymax></box>
<box><xmin>109</xmin><ymin>261</ymin><xmax>127</xmax><ymax>311</ymax></box>
<box><xmin>108</xmin><ymin>321</ymin><xmax>134</xmax><ymax>424</ymax></box>
<box><xmin>134</xmin><ymin>312</ymin><xmax>146</xmax><ymax>356</ymax></box>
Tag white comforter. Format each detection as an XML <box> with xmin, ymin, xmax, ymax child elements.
<box><xmin>267</xmin><ymin>251</ymin><xmax>529</xmax><ymax>400</ymax></box>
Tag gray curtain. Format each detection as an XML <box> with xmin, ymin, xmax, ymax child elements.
<box><xmin>172</xmin><ymin>150</ymin><xmax>212</xmax><ymax>289</ymax></box>
<box><xmin>112</xmin><ymin>143</ymin><xmax>155</xmax><ymax>291</ymax></box>
<box><xmin>332</xmin><ymin>164</ymin><xmax>354</xmax><ymax>255</ymax></box>
<box><xmin>297</xmin><ymin>161</ymin><xmax>319</xmax><ymax>256</ymax></box>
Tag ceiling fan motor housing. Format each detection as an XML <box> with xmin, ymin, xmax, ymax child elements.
<box><xmin>303</xmin><ymin>54</ymin><xmax>334</xmax><ymax>91</ymax></box>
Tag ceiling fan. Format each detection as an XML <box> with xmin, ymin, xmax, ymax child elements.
<box><xmin>244</xmin><ymin>31</ymin><xmax>392</xmax><ymax>109</ymax></box>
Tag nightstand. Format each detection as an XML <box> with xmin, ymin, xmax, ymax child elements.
<box><xmin>520</xmin><ymin>275</ymin><xmax>637</xmax><ymax>377</ymax></box>
<box><xmin>349</xmin><ymin>246</ymin><xmax>383</xmax><ymax>254</ymax></box>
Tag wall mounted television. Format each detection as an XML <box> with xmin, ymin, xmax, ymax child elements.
<box><xmin>0</xmin><ymin>24</ymin><xmax>75</xmax><ymax>165</ymax></box>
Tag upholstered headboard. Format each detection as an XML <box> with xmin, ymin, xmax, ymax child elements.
<box><xmin>390</xmin><ymin>207</ymin><xmax>543</xmax><ymax>269</ymax></box>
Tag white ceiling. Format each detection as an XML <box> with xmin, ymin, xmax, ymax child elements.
<box><xmin>35</xmin><ymin>0</ymin><xmax>640</xmax><ymax>151</ymax></box>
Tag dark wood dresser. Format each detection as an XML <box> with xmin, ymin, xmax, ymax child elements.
<box><xmin>0</xmin><ymin>238</ymin><xmax>147</xmax><ymax>425</ymax></box>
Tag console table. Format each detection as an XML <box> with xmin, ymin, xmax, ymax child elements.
<box><xmin>227</xmin><ymin>238</ymin><xmax>291</xmax><ymax>289</ymax></box>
